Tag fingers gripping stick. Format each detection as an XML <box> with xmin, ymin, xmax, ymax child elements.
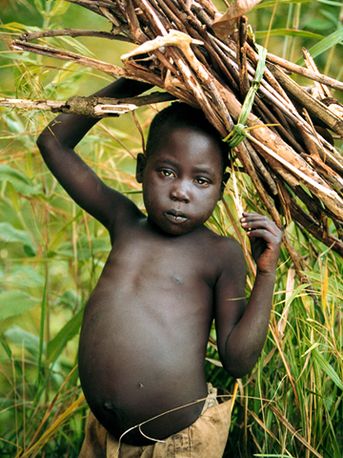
<box><xmin>240</xmin><ymin>212</ymin><xmax>282</xmax><ymax>274</ymax></box>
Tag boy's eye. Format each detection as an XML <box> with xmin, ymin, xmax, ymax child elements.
<box><xmin>195</xmin><ymin>177</ymin><xmax>209</xmax><ymax>186</ymax></box>
<box><xmin>159</xmin><ymin>169</ymin><xmax>175</xmax><ymax>178</ymax></box>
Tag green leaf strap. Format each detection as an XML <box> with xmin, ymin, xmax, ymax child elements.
<box><xmin>224</xmin><ymin>44</ymin><xmax>267</xmax><ymax>148</ymax></box>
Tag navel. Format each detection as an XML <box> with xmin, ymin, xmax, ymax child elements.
<box><xmin>172</xmin><ymin>275</ymin><xmax>183</xmax><ymax>285</ymax></box>
<box><xmin>103</xmin><ymin>400</ymin><xmax>115</xmax><ymax>412</ymax></box>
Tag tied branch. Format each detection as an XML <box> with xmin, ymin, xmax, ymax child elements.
<box><xmin>0</xmin><ymin>92</ymin><xmax>175</xmax><ymax>117</ymax></box>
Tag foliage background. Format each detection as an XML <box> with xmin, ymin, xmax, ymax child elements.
<box><xmin>0</xmin><ymin>0</ymin><xmax>342</xmax><ymax>456</ymax></box>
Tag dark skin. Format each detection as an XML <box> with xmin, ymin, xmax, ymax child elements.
<box><xmin>36</xmin><ymin>78</ymin><xmax>282</xmax><ymax>446</ymax></box>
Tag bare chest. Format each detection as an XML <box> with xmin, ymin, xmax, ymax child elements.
<box><xmin>83</xmin><ymin>225</ymin><xmax>220</xmax><ymax>330</ymax></box>
<box><xmin>104</xmin><ymin>228</ymin><xmax>216</xmax><ymax>293</ymax></box>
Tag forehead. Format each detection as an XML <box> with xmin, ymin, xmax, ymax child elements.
<box><xmin>149</xmin><ymin>127</ymin><xmax>223</xmax><ymax>171</ymax></box>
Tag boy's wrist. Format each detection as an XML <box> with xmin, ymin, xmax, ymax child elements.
<box><xmin>255</xmin><ymin>269</ymin><xmax>276</xmax><ymax>279</ymax></box>
<box><xmin>95</xmin><ymin>78</ymin><xmax>153</xmax><ymax>99</ymax></box>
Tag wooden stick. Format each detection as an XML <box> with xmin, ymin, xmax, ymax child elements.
<box><xmin>269</xmin><ymin>64</ymin><xmax>343</xmax><ymax>137</ymax></box>
<box><xmin>11</xmin><ymin>40</ymin><xmax>127</xmax><ymax>77</ymax></box>
<box><xmin>11</xmin><ymin>40</ymin><xmax>163</xmax><ymax>87</ymax></box>
<box><xmin>0</xmin><ymin>92</ymin><xmax>176</xmax><ymax>116</ymax></box>
<box><xmin>266</xmin><ymin>51</ymin><xmax>343</xmax><ymax>91</ymax></box>
<box><xmin>17</xmin><ymin>28</ymin><xmax>132</xmax><ymax>43</ymax></box>
<box><xmin>302</xmin><ymin>48</ymin><xmax>331</xmax><ymax>99</ymax></box>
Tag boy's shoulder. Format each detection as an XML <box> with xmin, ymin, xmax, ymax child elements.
<box><xmin>203</xmin><ymin>229</ymin><xmax>246</xmax><ymax>289</ymax></box>
<box><xmin>204</xmin><ymin>226</ymin><xmax>242</xmax><ymax>248</ymax></box>
<box><xmin>200</xmin><ymin>227</ymin><xmax>245</xmax><ymax>266</ymax></box>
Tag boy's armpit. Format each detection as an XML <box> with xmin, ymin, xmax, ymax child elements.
<box><xmin>88</xmin><ymin>183</ymin><xmax>143</xmax><ymax>234</ymax></box>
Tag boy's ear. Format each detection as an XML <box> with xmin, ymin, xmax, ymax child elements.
<box><xmin>136</xmin><ymin>153</ymin><xmax>146</xmax><ymax>183</ymax></box>
<box><xmin>220</xmin><ymin>171</ymin><xmax>230</xmax><ymax>196</ymax></box>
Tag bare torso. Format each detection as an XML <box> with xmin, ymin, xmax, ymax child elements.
<box><xmin>37</xmin><ymin>78</ymin><xmax>280</xmax><ymax>447</ymax></box>
<box><xmin>78</xmin><ymin>217</ymin><xmax>226</xmax><ymax>445</ymax></box>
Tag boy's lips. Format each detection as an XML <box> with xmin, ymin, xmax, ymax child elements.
<box><xmin>164</xmin><ymin>210</ymin><xmax>188</xmax><ymax>224</ymax></box>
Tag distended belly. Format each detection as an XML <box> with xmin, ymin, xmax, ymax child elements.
<box><xmin>78</xmin><ymin>299</ymin><xmax>210</xmax><ymax>444</ymax></box>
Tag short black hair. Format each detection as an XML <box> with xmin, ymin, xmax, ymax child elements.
<box><xmin>146</xmin><ymin>102</ymin><xmax>230</xmax><ymax>174</ymax></box>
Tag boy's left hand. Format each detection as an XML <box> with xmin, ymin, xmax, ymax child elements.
<box><xmin>240</xmin><ymin>212</ymin><xmax>282</xmax><ymax>274</ymax></box>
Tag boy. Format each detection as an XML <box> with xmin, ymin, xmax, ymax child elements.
<box><xmin>37</xmin><ymin>77</ymin><xmax>282</xmax><ymax>457</ymax></box>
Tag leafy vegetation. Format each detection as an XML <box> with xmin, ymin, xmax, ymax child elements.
<box><xmin>0</xmin><ymin>1</ymin><xmax>342</xmax><ymax>456</ymax></box>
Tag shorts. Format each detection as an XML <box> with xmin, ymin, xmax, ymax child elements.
<box><xmin>79</xmin><ymin>385</ymin><xmax>233</xmax><ymax>458</ymax></box>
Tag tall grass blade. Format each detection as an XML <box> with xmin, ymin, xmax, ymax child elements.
<box><xmin>297</xmin><ymin>27</ymin><xmax>343</xmax><ymax>63</ymax></box>
<box><xmin>312</xmin><ymin>349</ymin><xmax>343</xmax><ymax>391</ymax></box>
<box><xmin>46</xmin><ymin>310</ymin><xmax>82</xmax><ymax>365</ymax></box>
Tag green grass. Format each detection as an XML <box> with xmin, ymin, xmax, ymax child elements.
<box><xmin>0</xmin><ymin>1</ymin><xmax>342</xmax><ymax>456</ymax></box>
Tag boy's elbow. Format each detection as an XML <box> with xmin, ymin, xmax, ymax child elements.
<box><xmin>222</xmin><ymin>361</ymin><xmax>251</xmax><ymax>379</ymax></box>
<box><xmin>36</xmin><ymin>130</ymin><xmax>56</xmax><ymax>155</ymax></box>
<box><xmin>220</xmin><ymin>350</ymin><xmax>259</xmax><ymax>378</ymax></box>
<box><xmin>36</xmin><ymin>131</ymin><xmax>47</xmax><ymax>151</ymax></box>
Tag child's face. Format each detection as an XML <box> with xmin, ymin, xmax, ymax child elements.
<box><xmin>137</xmin><ymin>127</ymin><xmax>224</xmax><ymax>236</ymax></box>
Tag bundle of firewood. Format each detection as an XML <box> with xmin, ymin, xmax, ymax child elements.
<box><xmin>8</xmin><ymin>0</ymin><xmax>343</xmax><ymax>267</ymax></box>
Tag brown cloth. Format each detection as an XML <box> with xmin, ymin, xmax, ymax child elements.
<box><xmin>79</xmin><ymin>385</ymin><xmax>233</xmax><ymax>458</ymax></box>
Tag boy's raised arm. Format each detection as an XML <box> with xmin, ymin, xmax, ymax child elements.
<box><xmin>215</xmin><ymin>213</ymin><xmax>282</xmax><ymax>378</ymax></box>
<box><xmin>37</xmin><ymin>78</ymin><xmax>152</xmax><ymax>230</ymax></box>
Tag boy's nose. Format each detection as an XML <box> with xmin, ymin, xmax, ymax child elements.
<box><xmin>170</xmin><ymin>182</ymin><xmax>190</xmax><ymax>203</ymax></box>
